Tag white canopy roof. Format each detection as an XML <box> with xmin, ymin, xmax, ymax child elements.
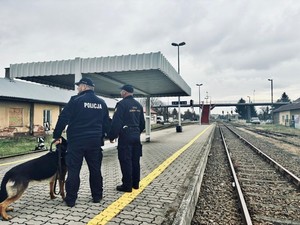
<box><xmin>8</xmin><ymin>52</ymin><xmax>191</xmax><ymax>98</ymax></box>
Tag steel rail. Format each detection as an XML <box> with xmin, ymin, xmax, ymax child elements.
<box><xmin>219</xmin><ymin>126</ymin><xmax>253</xmax><ymax>225</ymax></box>
<box><xmin>225</xmin><ymin>124</ymin><xmax>300</xmax><ymax>189</ymax></box>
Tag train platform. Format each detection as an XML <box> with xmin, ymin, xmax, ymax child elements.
<box><xmin>0</xmin><ymin>123</ymin><xmax>215</xmax><ymax>225</ymax></box>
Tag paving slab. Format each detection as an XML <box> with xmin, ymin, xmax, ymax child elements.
<box><xmin>0</xmin><ymin>123</ymin><xmax>215</xmax><ymax>225</ymax></box>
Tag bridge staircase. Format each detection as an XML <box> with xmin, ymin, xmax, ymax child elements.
<box><xmin>201</xmin><ymin>104</ymin><xmax>215</xmax><ymax>124</ymax></box>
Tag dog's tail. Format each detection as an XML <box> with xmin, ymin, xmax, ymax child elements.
<box><xmin>0</xmin><ymin>173</ymin><xmax>9</xmax><ymax>202</ymax></box>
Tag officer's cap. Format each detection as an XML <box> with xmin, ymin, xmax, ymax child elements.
<box><xmin>120</xmin><ymin>84</ymin><xmax>134</xmax><ymax>93</ymax></box>
<box><xmin>75</xmin><ymin>77</ymin><xmax>95</xmax><ymax>87</ymax></box>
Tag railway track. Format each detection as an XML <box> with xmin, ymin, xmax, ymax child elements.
<box><xmin>234</xmin><ymin>123</ymin><xmax>300</xmax><ymax>148</ymax></box>
<box><xmin>192</xmin><ymin>125</ymin><xmax>243</xmax><ymax>224</ymax></box>
<box><xmin>193</xmin><ymin>124</ymin><xmax>300</xmax><ymax>225</ymax></box>
<box><xmin>230</xmin><ymin>124</ymin><xmax>300</xmax><ymax>178</ymax></box>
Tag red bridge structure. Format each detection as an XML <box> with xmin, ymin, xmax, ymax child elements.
<box><xmin>200</xmin><ymin>104</ymin><xmax>215</xmax><ymax>124</ymax></box>
<box><xmin>153</xmin><ymin>102</ymin><xmax>288</xmax><ymax>125</ymax></box>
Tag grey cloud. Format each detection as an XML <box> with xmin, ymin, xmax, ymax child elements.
<box><xmin>1</xmin><ymin>0</ymin><xmax>300</xmax><ymax>109</ymax></box>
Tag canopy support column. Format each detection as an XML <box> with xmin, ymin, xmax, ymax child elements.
<box><xmin>145</xmin><ymin>96</ymin><xmax>151</xmax><ymax>142</ymax></box>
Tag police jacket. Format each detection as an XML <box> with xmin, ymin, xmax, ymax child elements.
<box><xmin>53</xmin><ymin>89</ymin><xmax>110</xmax><ymax>144</ymax></box>
<box><xmin>108</xmin><ymin>95</ymin><xmax>145</xmax><ymax>140</ymax></box>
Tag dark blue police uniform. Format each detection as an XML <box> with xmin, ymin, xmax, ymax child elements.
<box><xmin>108</xmin><ymin>90</ymin><xmax>145</xmax><ymax>192</ymax></box>
<box><xmin>53</xmin><ymin>81</ymin><xmax>109</xmax><ymax>206</ymax></box>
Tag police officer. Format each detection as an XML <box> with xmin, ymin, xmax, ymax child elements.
<box><xmin>53</xmin><ymin>77</ymin><xmax>110</xmax><ymax>207</ymax></box>
<box><xmin>108</xmin><ymin>84</ymin><xmax>145</xmax><ymax>192</ymax></box>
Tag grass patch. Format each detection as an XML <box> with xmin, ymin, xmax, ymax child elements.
<box><xmin>0</xmin><ymin>135</ymin><xmax>53</xmax><ymax>158</ymax></box>
<box><xmin>260</xmin><ymin>124</ymin><xmax>300</xmax><ymax>136</ymax></box>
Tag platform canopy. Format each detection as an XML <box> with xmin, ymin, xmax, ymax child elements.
<box><xmin>8</xmin><ymin>52</ymin><xmax>191</xmax><ymax>98</ymax></box>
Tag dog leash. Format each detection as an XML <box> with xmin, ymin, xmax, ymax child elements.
<box><xmin>50</xmin><ymin>140</ymin><xmax>63</xmax><ymax>196</ymax></box>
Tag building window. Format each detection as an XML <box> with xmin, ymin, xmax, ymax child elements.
<box><xmin>43</xmin><ymin>110</ymin><xmax>51</xmax><ymax>130</ymax></box>
<box><xmin>9</xmin><ymin>108</ymin><xmax>23</xmax><ymax>127</ymax></box>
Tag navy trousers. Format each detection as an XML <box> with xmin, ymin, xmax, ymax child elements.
<box><xmin>118</xmin><ymin>132</ymin><xmax>142</xmax><ymax>189</ymax></box>
<box><xmin>65</xmin><ymin>140</ymin><xmax>103</xmax><ymax>203</ymax></box>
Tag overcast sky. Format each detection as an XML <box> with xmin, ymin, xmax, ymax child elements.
<box><xmin>1</xmin><ymin>0</ymin><xmax>299</xmax><ymax>113</ymax></box>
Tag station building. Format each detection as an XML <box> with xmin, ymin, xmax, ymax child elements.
<box><xmin>0</xmin><ymin>77</ymin><xmax>117</xmax><ymax>137</ymax></box>
<box><xmin>272</xmin><ymin>98</ymin><xmax>300</xmax><ymax>129</ymax></box>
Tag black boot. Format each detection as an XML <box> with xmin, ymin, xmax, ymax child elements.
<box><xmin>116</xmin><ymin>185</ymin><xmax>132</xmax><ymax>192</ymax></box>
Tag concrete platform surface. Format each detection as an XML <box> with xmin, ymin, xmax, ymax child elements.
<box><xmin>0</xmin><ymin>124</ymin><xmax>215</xmax><ymax>225</ymax></box>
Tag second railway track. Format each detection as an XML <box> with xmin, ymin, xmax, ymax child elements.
<box><xmin>193</xmin><ymin>123</ymin><xmax>300</xmax><ymax>225</ymax></box>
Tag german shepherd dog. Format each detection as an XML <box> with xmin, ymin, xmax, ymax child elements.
<box><xmin>0</xmin><ymin>138</ymin><xmax>68</xmax><ymax>220</ymax></box>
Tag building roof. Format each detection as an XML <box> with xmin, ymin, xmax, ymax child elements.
<box><xmin>0</xmin><ymin>78</ymin><xmax>117</xmax><ymax>108</ymax></box>
<box><xmin>8</xmin><ymin>52</ymin><xmax>191</xmax><ymax>98</ymax></box>
<box><xmin>273</xmin><ymin>101</ymin><xmax>300</xmax><ymax>113</ymax></box>
<box><xmin>293</xmin><ymin>97</ymin><xmax>300</xmax><ymax>103</ymax></box>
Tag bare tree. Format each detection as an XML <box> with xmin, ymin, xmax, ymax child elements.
<box><xmin>137</xmin><ymin>97</ymin><xmax>163</xmax><ymax>107</ymax></box>
<box><xmin>258</xmin><ymin>106</ymin><xmax>270</xmax><ymax>120</ymax></box>
<box><xmin>137</xmin><ymin>97</ymin><xmax>165</xmax><ymax>114</ymax></box>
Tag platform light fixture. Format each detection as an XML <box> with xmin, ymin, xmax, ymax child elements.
<box><xmin>172</xmin><ymin>41</ymin><xmax>186</xmax><ymax>132</ymax></box>
<box><xmin>268</xmin><ymin>78</ymin><xmax>273</xmax><ymax>107</ymax></box>
<box><xmin>196</xmin><ymin>83</ymin><xmax>203</xmax><ymax>124</ymax></box>
<box><xmin>268</xmin><ymin>78</ymin><xmax>274</xmax><ymax>120</ymax></box>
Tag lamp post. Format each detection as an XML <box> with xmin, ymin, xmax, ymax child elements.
<box><xmin>268</xmin><ymin>78</ymin><xmax>274</xmax><ymax>120</ymax></box>
<box><xmin>196</xmin><ymin>83</ymin><xmax>203</xmax><ymax>124</ymax></box>
<box><xmin>268</xmin><ymin>78</ymin><xmax>273</xmax><ymax>107</ymax></box>
<box><xmin>205</xmin><ymin>91</ymin><xmax>208</xmax><ymax>103</ymax></box>
<box><xmin>247</xmin><ymin>95</ymin><xmax>251</xmax><ymax>121</ymax></box>
<box><xmin>172</xmin><ymin>42</ymin><xmax>186</xmax><ymax>132</ymax></box>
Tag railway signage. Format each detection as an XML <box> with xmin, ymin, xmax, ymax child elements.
<box><xmin>171</xmin><ymin>101</ymin><xmax>187</xmax><ymax>105</ymax></box>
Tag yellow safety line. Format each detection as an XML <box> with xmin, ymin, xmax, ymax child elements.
<box><xmin>0</xmin><ymin>157</ymin><xmax>38</xmax><ymax>167</ymax></box>
<box><xmin>87</xmin><ymin>125</ymin><xmax>212</xmax><ymax>225</ymax></box>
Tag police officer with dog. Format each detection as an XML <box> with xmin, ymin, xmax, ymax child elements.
<box><xmin>53</xmin><ymin>77</ymin><xmax>110</xmax><ymax>207</ymax></box>
<box><xmin>108</xmin><ymin>84</ymin><xmax>145</xmax><ymax>192</ymax></box>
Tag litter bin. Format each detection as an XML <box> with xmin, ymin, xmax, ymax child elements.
<box><xmin>176</xmin><ymin>125</ymin><xmax>182</xmax><ymax>132</ymax></box>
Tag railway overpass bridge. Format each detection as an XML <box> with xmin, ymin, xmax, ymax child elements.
<box><xmin>153</xmin><ymin>101</ymin><xmax>289</xmax><ymax>124</ymax></box>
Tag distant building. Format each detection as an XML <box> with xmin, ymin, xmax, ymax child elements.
<box><xmin>272</xmin><ymin>98</ymin><xmax>300</xmax><ymax>129</ymax></box>
<box><xmin>0</xmin><ymin>78</ymin><xmax>117</xmax><ymax>137</ymax></box>
<box><xmin>143</xmin><ymin>107</ymin><xmax>158</xmax><ymax>124</ymax></box>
